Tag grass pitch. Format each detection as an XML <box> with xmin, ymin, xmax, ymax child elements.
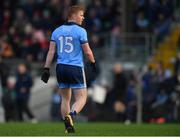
<box><xmin>0</xmin><ymin>122</ymin><xmax>179</xmax><ymax>136</ymax></box>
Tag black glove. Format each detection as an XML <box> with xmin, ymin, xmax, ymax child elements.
<box><xmin>90</xmin><ymin>62</ymin><xmax>96</xmax><ymax>73</ymax></box>
<box><xmin>41</xmin><ymin>68</ymin><xmax>50</xmax><ymax>83</ymax></box>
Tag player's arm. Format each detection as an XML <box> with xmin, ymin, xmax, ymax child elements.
<box><xmin>44</xmin><ymin>41</ymin><xmax>56</xmax><ymax>68</ymax></box>
<box><xmin>82</xmin><ymin>43</ymin><xmax>97</xmax><ymax>72</ymax></box>
<box><xmin>82</xmin><ymin>43</ymin><xmax>95</xmax><ymax>63</ymax></box>
<box><xmin>41</xmin><ymin>41</ymin><xmax>56</xmax><ymax>83</ymax></box>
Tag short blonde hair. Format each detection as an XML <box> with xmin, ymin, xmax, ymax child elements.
<box><xmin>67</xmin><ymin>5</ymin><xmax>85</xmax><ymax>19</ymax></box>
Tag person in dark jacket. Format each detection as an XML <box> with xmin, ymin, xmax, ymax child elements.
<box><xmin>113</xmin><ymin>63</ymin><xmax>128</xmax><ymax>121</ymax></box>
<box><xmin>15</xmin><ymin>63</ymin><xmax>36</xmax><ymax>122</ymax></box>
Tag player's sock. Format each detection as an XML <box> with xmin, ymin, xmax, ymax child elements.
<box><xmin>69</xmin><ymin>110</ymin><xmax>77</xmax><ymax>119</ymax></box>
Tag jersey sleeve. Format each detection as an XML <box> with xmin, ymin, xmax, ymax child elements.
<box><xmin>50</xmin><ymin>31</ymin><xmax>56</xmax><ymax>42</ymax></box>
<box><xmin>80</xmin><ymin>28</ymin><xmax>88</xmax><ymax>45</ymax></box>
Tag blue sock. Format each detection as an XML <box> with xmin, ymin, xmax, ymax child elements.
<box><xmin>69</xmin><ymin>111</ymin><xmax>77</xmax><ymax>118</ymax></box>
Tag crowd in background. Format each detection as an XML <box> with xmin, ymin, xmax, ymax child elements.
<box><xmin>0</xmin><ymin>0</ymin><xmax>121</xmax><ymax>61</ymax></box>
<box><xmin>141</xmin><ymin>61</ymin><xmax>178</xmax><ymax>123</ymax></box>
<box><xmin>82</xmin><ymin>61</ymin><xmax>178</xmax><ymax>123</ymax></box>
<box><xmin>0</xmin><ymin>0</ymin><xmax>176</xmax><ymax>61</ymax></box>
<box><xmin>0</xmin><ymin>60</ymin><xmax>179</xmax><ymax>123</ymax></box>
<box><xmin>132</xmin><ymin>0</ymin><xmax>174</xmax><ymax>41</ymax></box>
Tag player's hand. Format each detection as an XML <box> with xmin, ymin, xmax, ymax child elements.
<box><xmin>90</xmin><ymin>62</ymin><xmax>97</xmax><ymax>73</ymax></box>
<box><xmin>41</xmin><ymin>68</ymin><xmax>50</xmax><ymax>83</ymax></box>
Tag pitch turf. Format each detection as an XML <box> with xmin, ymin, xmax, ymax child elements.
<box><xmin>0</xmin><ymin>122</ymin><xmax>179</xmax><ymax>136</ymax></box>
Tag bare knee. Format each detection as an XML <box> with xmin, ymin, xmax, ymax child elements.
<box><xmin>59</xmin><ymin>88</ymin><xmax>71</xmax><ymax>103</ymax></box>
<box><xmin>74</xmin><ymin>88</ymin><xmax>87</xmax><ymax>102</ymax></box>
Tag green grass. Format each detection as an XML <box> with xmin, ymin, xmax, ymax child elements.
<box><xmin>0</xmin><ymin>122</ymin><xmax>179</xmax><ymax>136</ymax></box>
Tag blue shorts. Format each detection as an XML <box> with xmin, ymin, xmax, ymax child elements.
<box><xmin>56</xmin><ymin>64</ymin><xmax>86</xmax><ymax>89</ymax></box>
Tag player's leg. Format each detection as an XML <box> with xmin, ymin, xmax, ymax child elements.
<box><xmin>56</xmin><ymin>64</ymin><xmax>85</xmax><ymax>133</ymax></box>
<box><xmin>59</xmin><ymin>88</ymin><xmax>71</xmax><ymax>119</ymax></box>
<box><xmin>62</xmin><ymin>88</ymin><xmax>87</xmax><ymax>133</ymax></box>
<box><xmin>69</xmin><ymin>66</ymin><xmax>87</xmax><ymax>118</ymax></box>
<box><xmin>71</xmin><ymin>88</ymin><xmax>87</xmax><ymax>115</ymax></box>
<box><xmin>56</xmin><ymin>64</ymin><xmax>72</xmax><ymax>119</ymax></box>
<box><xmin>59</xmin><ymin>88</ymin><xmax>75</xmax><ymax>133</ymax></box>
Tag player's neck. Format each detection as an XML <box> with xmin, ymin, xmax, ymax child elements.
<box><xmin>68</xmin><ymin>19</ymin><xmax>76</xmax><ymax>23</ymax></box>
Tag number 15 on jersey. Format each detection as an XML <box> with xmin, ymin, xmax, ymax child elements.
<box><xmin>58</xmin><ymin>36</ymin><xmax>74</xmax><ymax>53</ymax></box>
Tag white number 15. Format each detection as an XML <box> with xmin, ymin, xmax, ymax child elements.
<box><xmin>58</xmin><ymin>36</ymin><xmax>73</xmax><ymax>53</ymax></box>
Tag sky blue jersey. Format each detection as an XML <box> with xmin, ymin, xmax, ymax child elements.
<box><xmin>50</xmin><ymin>22</ymin><xmax>88</xmax><ymax>67</ymax></box>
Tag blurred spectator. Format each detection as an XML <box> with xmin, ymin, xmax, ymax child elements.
<box><xmin>124</xmin><ymin>73</ymin><xmax>137</xmax><ymax>123</ymax></box>
<box><xmin>143</xmin><ymin>61</ymin><xmax>165</xmax><ymax>122</ymax></box>
<box><xmin>1</xmin><ymin>78</ymin><xmax>17</xmax><ymax>122</ymax></box>
<box><xmin>15</xmin><ymin>63</ymin><xmax>37</xmax><ymax>123</ymax></box>
<box><xmin>108</xmin><ymin>63</ymin><xmax>128</xmax><ymax>121</ymax></box>
<box><xmin>13</xmin><ymin>8</ymin><xmax>28</xmax><ymax>34</ymax></box>
<box><xmin>162</xmin><ymin>69</ymin><xmax>176</xmax><ymax>94</ymax></box>
<box><xmin>110</xmin><ymin>24</ymin><xmax>122</xmax><ymax>58</ymax></box>
<box><xmin>32</xmin><ymin>26</ymin><xmax>48</xmax><ymax>61</ymax></box>
<box><xmin>160</xmin><ymin>69</ymin><xmax>177</xmax><ymax>121</ymax></box>
<box><xmin>141</xmin><ymin>66</ymin><xmax>156</xmax><ymax>122</ymax></box>
<box><xmin>150</xmin><ymin>69</ymin><xmax>176</xmax><ymax>123</ymax></box>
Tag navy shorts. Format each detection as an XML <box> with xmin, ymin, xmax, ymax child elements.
<box><xmin>56</xmin><ymin>64</ymin><xmax>86</xmax><ymax>89</ymax></box>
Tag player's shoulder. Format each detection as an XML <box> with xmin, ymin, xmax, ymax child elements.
<box><xmin>75</xmin><ymin>26</ymin><xmax>87</xmax><ymax>35</ymax></box>
<box><xmin>51</xmin><ymin>25</ymin><xmax>63</xmax><ymax>34</ymax></box>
